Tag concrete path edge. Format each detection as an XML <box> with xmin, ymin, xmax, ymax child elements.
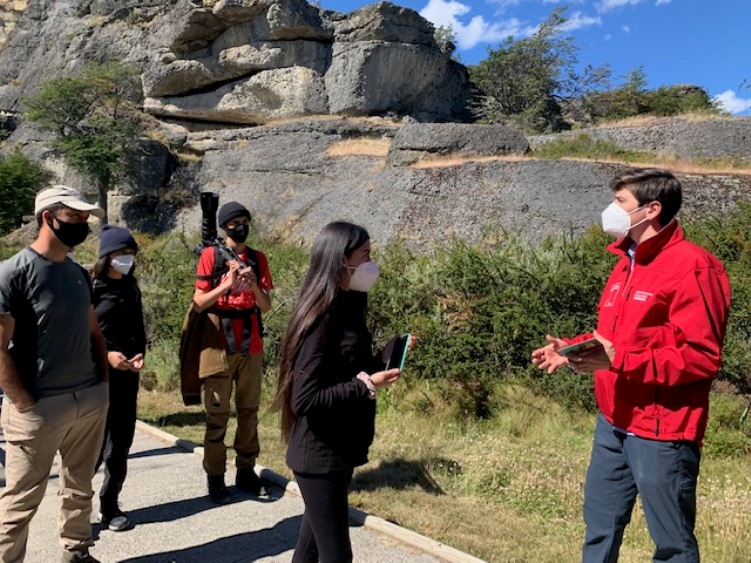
<box><xmin>135</xmin><ymin>420</ymin><xmax>486</xmax><ymax>563</ymax></box>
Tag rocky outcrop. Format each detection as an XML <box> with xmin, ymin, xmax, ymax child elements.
<box><xmin>530</xmin><ymin>117</ymin><xmax>751</xmax><ymax>160</ymax></box>
<box><xmin>141</xmin><ymin>0</ymin><xmax>469</xmax><ymax>124</ymax></box>
<box><xmin>0</xmin><ymin>1</ymin><xmax>27</xmax><ymax>50</ymax></box>
<box><xmin>130</xmin><ymin>118</ymin><xmax>748</xmax><ymax>250</ymax></box>
<box><xmin>0</xmin><ymin>0</ymin><xmax>469</xmax><ymax>124</ymax></box>
<box><xmin>1</xmin><ymin>2</ymin><xmax>750</xmax><ymax>251</ymax></box>
<box><xmin>387</xmin><ymin>123</ymin><xmax>529</xmax><ymax>166</ymax></box>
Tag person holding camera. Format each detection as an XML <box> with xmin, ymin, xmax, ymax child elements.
<box><xmin>273</xmin><ymin>222</ymin><xmax>401</xmax><ymax>563</ymax></box>
<box><xmin>91</xmin><ymin>225</ymin><xmax>146</xmax><ymax>532</ymax></box>
<box><xmin>192</xmin><ymin>202</ymin><xmax>273</xmax><ymax>504</ymax></box>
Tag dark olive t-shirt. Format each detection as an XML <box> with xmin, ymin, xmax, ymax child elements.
<box><xmin>0</xmin><ymin>247</ymin><xmax>98</xmax><ymax>399</ymax></box>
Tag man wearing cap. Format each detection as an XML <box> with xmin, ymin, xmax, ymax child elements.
<box><xmin>192</xmin><ymin>201</ymin><xmax>273</xmax><ymax>503</ymax></box>
<box><xmin>0</xmin><ymin>186</ymin><xmax>110</xmax><ymax>563</ymax></box>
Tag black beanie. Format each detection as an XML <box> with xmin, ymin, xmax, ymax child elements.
<box><xmin>98</xmin><ymin>225</ymin><xmax>138</xmax><ymax>258</ymax></box>
<box><xmin>218</xmin><ymin>201</ymin><xmax>251</xmax><ymax>229</ymax></box>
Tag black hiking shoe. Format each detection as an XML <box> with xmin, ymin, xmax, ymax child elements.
<box><xmin>235</xmin><ymin>467</ymin><xmax>265</xmax><ymax>496</ymax></box>
<box><xmin>99</xmin><ymin>507</ymin><xmax>131</xmax><ymax>532</ymax></box>
<box><xmin>208</xmin><ymin>474</ymin><xmax>232</xmax><ymax>504</ymax></box>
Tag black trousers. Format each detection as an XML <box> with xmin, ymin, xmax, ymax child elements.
<box><xmin>96</xmin><ymin>372</ymin><xmax>139</xmax><ymax>515</ymax></box>
<box><xmin>292</xmin><ymin>469</ymin><xmax>354</xmax><ymax>563</ymax></box>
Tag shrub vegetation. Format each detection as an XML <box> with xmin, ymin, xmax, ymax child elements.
<box><xmin>0</xmin><ymin>151</ymin><xmax>51</xmax><ymax>235</ymax></box>
<box><xmin>134</xmin><ymin>204</ymin><xmax>751</xmax><ymax>419</ymax></box>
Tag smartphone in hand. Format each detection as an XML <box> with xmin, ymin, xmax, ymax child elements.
<box><xmin>386</xmin><ymin>333</ymin><xmax>412</xmax><ymax>371</ymax></box>
<box><xmin>557</xmin><ymin>338</ymin><xmax>603</xmax><ymax>358</ymax></box>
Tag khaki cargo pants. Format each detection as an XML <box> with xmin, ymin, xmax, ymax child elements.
<box><xmin>203</xmin><ymin>353</ymin><xmax>262</xmax><ymax>476</ymax></box>
<box><xmin>0</xmin><ymin>382</ymin><xmax>108</xmax><ymax>562</ymax></box>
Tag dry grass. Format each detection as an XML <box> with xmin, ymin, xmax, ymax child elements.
<box><xmin>137</xmin><ymin>386</ymin><xmax>751</xmax><ymax>563</ymax></box>
<box><xmin>405</xmin><ymin>151</ymin><xmax>751</xmax><ymax>176</ymax></box>
<box><xmin>264</xmin><ymin>115</ymin><xmax>403</xmax><ymax>128</ymax></box>
<box><xmin>553</xmin><ymin>156</ymin><xmax>751</xmax><ymax>176</ymax></box>
<box><xmin>595</xmin><ymin>112</ymin><xmax>738</xmax><ymax>128</ymax></box>
<box><xmin>409</xmin><ymin>154</ymin><xmax>530</xmax><ymax>169</ymax></box>
<box><xmin>325</xmin><ymin>138</ymin><xmax>391</xmax><ymax>158</ymax></box>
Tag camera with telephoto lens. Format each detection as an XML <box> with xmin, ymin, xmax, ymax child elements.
<box><xmin>195</xmin><ymin>191</ymin><xmax>242</xmax><ymax>263</ymax></box>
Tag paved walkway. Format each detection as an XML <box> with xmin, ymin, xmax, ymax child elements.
<box><xmin>0</xmin><ymin>422</ymin><xmax>481</xmax><ymax>563</ymax></box>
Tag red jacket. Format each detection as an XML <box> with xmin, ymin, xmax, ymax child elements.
<box><xmin>572</xmin><ymin>220</ymin><xmax>731</xmax><ymax>444</ymax></box>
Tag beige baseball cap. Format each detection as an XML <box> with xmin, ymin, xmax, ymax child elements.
<box><xmin>34</xmin><ymin>185</ymin><xmax>105</xmax><ymax>219</ymax></box>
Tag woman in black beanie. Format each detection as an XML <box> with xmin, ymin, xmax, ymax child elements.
<box><xmin>91</xmin><ymin>225</ymin><xmax>147</xmax><ymax>532</ymax></box>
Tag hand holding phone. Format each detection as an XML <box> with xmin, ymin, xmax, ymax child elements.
<box><xmin>557</xmin><ymin>338</ymin><xmax>604</xmax><ymax>358</ymax></box>
<box><xmin>386</xmin><ymin>333</ymin><xmax>412</xmax><ymax>371</ymax></box>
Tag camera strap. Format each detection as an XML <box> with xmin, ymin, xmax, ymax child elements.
<box><xmin>204</xmin><ymin>245</ymin><xmax>265</xmax><ymax>348</ymax></box>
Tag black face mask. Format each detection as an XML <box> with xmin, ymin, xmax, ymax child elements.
<box><xmin>226</xmin><ymin>224</ymin><xmax>249</xmax><ymax>244</ymax></box>
<box><xmin>48</xmin><ymin>216</ymin><xmax>90</xmax><ymax>248</ymax></box>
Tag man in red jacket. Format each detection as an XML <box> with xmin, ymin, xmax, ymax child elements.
<box><xmin>532</xmin><ymin>168</ymin><xmax>731</xmax><ymax>563</ymax></box>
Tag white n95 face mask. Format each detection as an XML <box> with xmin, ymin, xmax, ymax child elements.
<box><xmin>601</xmin><ymin>203</ymin><xmax>648</xmax><ymax>239</ymax></box>
<box><xmin>348</xmin><ymin>261</ymin><xmax>380</xmax><ymax>293</ymax></box>
<box><xmin>110</xmin><ymin>255</ymin><xmax>135</xmax><ymax>275</ymax></box>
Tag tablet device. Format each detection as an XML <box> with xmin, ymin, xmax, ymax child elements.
<box><xmin>387</xmin><ymin>333</ymin><xmax>411</xmax><ymax>371</ymax></box>
<box><xmin>558</xmin><ymin>338</ymin><xmax>603</xmax><ymax>358</ymax></box>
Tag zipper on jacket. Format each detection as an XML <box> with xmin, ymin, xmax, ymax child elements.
<box><xmin>654</xmin><ymin>387</ymin><xmax>660</xmax><ymax>436</ymax></box>
<box><xmin>612</xmin><ymin>262</ymin><xmax>634</xmax><ymax>333</ymax></box>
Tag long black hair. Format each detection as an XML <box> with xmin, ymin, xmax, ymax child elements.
<box><xmin>273</xmin><ymin>221</ymin><xmax>370</xmax><ymax>442</ymax></box>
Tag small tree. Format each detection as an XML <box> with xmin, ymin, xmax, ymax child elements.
<box><xmin>25</xmin><ymin>61</ymin><xmax>143</xmax><ymax>224</ymax></box>
<box><xmin>0</xmin><ymin>150</ymin><xmax>52</xmax><ymax>234</ymax></box>
<box><xmin>434</xmin><ymin>24</ymin><xmax>462</xmax><ymax>63</ymax></box>
<box><xmin>470</xmin><ymin>8</ymin><xmax>610</xmax><ymax>133</ymax></box>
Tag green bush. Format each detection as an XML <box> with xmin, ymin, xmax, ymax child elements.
<box><xmin>0</xmin><ymin>151</ymin><xmax>51</xmax><ymax>235</ymax></box>
<box><xmin>134</xmin><ymin>206</ymin><xmax>751</xmax><ymax>415</ymax></box>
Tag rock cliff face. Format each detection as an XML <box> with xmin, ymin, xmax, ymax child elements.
<box><xmin>84</xmin><ymin>117</ymin><xmax>744</xmax><ymax>249</ymax></box>
<box><xmin>0</xmin><ymin>1</ymin><xmax>750</xmax><ymax>251</ymax></box>
<box><xmin>0</xmin><ymin>0</ymin><xmax>469</xmax><ymax>123</ymax></box>
<box><xmin>530</xmin><ymin>117</ymin><xmax>751</xmax><ymax>160</ymax></box>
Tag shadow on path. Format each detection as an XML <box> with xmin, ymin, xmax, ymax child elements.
<box><xmin>127</xmin><ymin>446</ymin><xmax>195</xmax><ymax>460</ymax></box>
<box><xmin>117</xmin><ymin>515</ymin><xmax>301</xmax><ymax>562</ymax></box>
<box><xmin>94</xmin><ymin>489</ymin><xmax>284</xmax><ymax>532</ymax></box>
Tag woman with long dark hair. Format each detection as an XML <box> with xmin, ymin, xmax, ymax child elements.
<box><xmin>91</xmin><ymin>225</ymin><xmax>147</xmax><ymax>532</ymax></box>
<box><xmin>274</xmin><ymin>221</ymin><xmax>401</xmax><ymax>563</ymax></box>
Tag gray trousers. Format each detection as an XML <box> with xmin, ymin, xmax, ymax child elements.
<box><xmin>582</xmin><ymin>414</ymin><xmax>701</xmax><ymax>563</ymax></box>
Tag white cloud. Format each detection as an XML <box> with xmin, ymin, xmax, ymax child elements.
<box><xmin>420</xmin><ymin>0</ymin><xmax>538</xmax><ymax>50</ymax></box>
<box><xmin>713</xmin><ymin>90</ymin><xmax>751</xmax><ymax>114</ymax></box>
<box><xmin>622</xmin><ymin>24</ymin><xmax>631</xmax><ymax>33</ymax></box>
<box><xmin>489</xmin><ymin>0</ymin><xmax>521</xmax><ymax>9</ymax></box>
<box><xmin>604</xmin><ymin>33</ymin><xmax>613</xmax><ymax>41</ymax></box>
<box><xmin>560</xmin><ymin>12</ymin><xmax>602</xmax><ymax>33</ymax></box>
<box><xmin>597</xmin><ymin>0</ymin><xmax>645</xmax><ymax>13</ymax></box>
<box><xmin>655</xmin><ymin>0</ymin><xmax>672</xmax><ymax>4</ymax></box>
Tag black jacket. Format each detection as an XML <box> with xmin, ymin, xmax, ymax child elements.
<box><xmin>286</xmin><ymin>290</ymin><xmax>385</xmax><ymax>474</ymax></box>
<box><xmin>93</xmin><ymin>275</ymin><xmax>147</xmax><ymax>360</ymax></box>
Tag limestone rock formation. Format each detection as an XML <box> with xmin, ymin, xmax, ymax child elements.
<box><xmin>387</xmin><ymin>123</ymin><xmax>529</xmax><ymax>166</ymax></box>
<box><xmin>0</xmin><ymin>0</ymin><xmax>469</xmax><ymax>125</ymax></box>
<box><xmin>141</xmin><ymin>0</ymin><xmax>469</xmax><ymax>124</ymax></box>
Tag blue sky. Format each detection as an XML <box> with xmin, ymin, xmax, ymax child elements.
<box><xmin>319</xmin><ymin>0</ymin><xmax>751</xmax><ymax>115</ymax></box>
